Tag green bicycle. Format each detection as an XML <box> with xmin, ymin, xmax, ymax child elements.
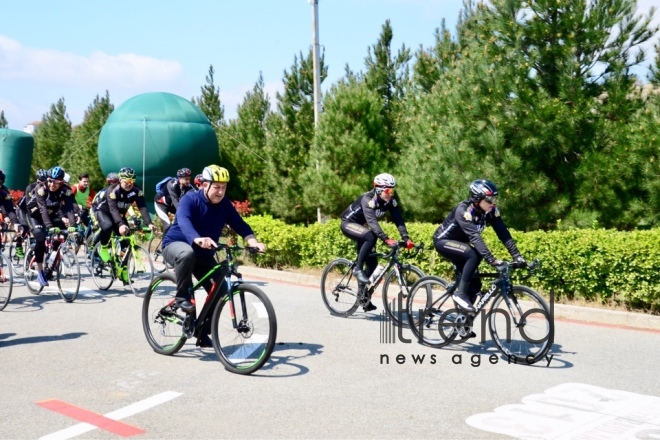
<box><xmin>142</xmin><ymin>244</ymin><xmax>277</xmax><ymax>375</ymax></box>
<box><xmin>90</xmin><ymin>219</ymin><xmax>154</xmax><ymax>297</ymax></box>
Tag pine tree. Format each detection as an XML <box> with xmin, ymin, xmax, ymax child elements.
<box><xmin>32</xmin><ymin>97</ymin><xmax>72</xmax><ymax>175</ymax></box>
<box><xmin>60</xmin><ymin>91</ymin><xmax>114</xmax><ymax>189</ymax></box>
<box><xmin>0</xmin><ymin>111</ymin><xmax>7</xmax><ymax>128</ymax></box>
<box><xmin>192</xmin><ymin>65</ymin><xmax>225</xmax><ymax>128</ymax></box>
<box><xmin>218</xmin><ymin>73</ymin><xmax>271</xmax><ymax>211</ymax></box>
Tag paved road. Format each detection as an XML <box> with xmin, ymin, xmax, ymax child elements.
<box><xmin>1</xmin><ymin>267</ymin><xmax>659</xmax><ymax>439</ymax></box>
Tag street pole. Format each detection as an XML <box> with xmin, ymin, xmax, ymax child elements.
<box><xmin>310</xmin><ymin>0</ymin><xmax>323</xmax><ymax>223</ymax></box>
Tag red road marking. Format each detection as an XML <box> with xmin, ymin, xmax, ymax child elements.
<box><xmin>36</xmin><ymin>399</ymin><xmax>145</xmax><ymax>437</ymax></box>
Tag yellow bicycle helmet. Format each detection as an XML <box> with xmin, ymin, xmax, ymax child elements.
<box><xmin>202</xmin><ymin>165</ymin><xmax>230</xmax><ymax>183</ymax></box>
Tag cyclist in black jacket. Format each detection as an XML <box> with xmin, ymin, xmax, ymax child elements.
<box><xmin>340</xmin><ymin>173</ymin><xmax>415</xmax><ymax>311</ymax></box>
<box><xmin>15</xmin><ymin>169</ymin><xmax>49</xmax><ymax>258</ymax></box>
<box><xmin>154</xmin><ymin>168</ymin><xmax>194</xmax><ymax>236</ymax></box>
<box><xmin>433</xmin><ymin>179</ymin><xmax>526</xmax><ymax>312</ymax></box>
<box><xmin>92</xmin><ymin>167</ymin><xmax>156</xmax><ymax>277</ymax></box>
<box><xmin>25</xmin><ymin>166</ymin><xmax>77</xmax><ymax>286</ymax></box>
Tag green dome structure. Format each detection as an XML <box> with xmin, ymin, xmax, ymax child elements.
<box><xmin>0</xmin><ymin>129</ymin><xmax>35</xmax><ymax>190</ymax></box>
<box><xmin>98</xmin><ymin>92</ymin><xmax>219</xmax><ymax>209</ymax></box>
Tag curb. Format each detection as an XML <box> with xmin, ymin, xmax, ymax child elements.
<box><xmin>238</xmin><ymin>266</ymin><xmax>660</xmax><ymax>332</ymax></box>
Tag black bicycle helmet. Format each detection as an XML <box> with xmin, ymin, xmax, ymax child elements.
<box><xmin>36</xmin><ymin>169</ymin><xmax>49</xmax><ymax>182</ymax></box>
<box><xmin>177</xmin><ymin>168</ymin><xmax>192</xmax><ymax>178</ymax></box>
<box><xmin>469</xmin><ymin>179</ymin><xmax>498</xmax><ymax>202</ymax></box>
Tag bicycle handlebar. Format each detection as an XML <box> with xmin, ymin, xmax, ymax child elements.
<box><xmin>373</xmin><ymin>241</ymin><xmax>424</xmax><ymax>260</ymax></box>
<box><xmin>214</xmin><ymin>243</ymin><xmax>264</xmax><ymax>255</ymax></box>
<box><xmin>482</xmin><ymin>258</ymin><xmax>541</xmax><ymax>280</ymax></box>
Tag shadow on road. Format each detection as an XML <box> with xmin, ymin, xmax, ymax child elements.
<box><xmin>0</xmin><ymin>332</ymin><xmax>87</xmax><ymax>348</ymax></box>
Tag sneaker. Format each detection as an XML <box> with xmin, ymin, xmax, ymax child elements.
<box><xmin>196</xmin><ymin>334</ymin><xmax>213</xmax><ymax>348</ymax></box>
<box><xmin>98</xmin><ymin>245</ymin><xmax>111</xmax><ymax>262</ymax></box>
<box><xmin>363</xmin><ymin>301</ymin><xmax>377</xmax><ymax>312</ymax></box>
<box><xmin>452</xmin><ymin>292</ymin><xmax>476</xmax><ymax>312</ymax></box>
<box><xmin>175</xmin><ymin>297</ymin><xmax>195</xmax><ymax>313</ymax></box>
<box><xmin>37</xmin><ymin>270</ymin><xmax>49</xmax><ymax>287</ymax></box>
<box><xmin>353</xmin><ymin>268</ymin><xmax>370</xmax><ymax>285</ymax></box>
<box><xmin>15</xmin><ymin>246</ymin><xmax>24</xmax><ymax>258</ymax></box>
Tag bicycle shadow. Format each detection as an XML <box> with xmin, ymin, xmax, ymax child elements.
<box><xmin>0</xmin><ymin>331</ymin><xmax>86</xmax><ymax>348</ymax></box>
<box><xmin>176</xmin><ymin>341</ymin><xmax>324</xmax><ymax>377</ymax></box>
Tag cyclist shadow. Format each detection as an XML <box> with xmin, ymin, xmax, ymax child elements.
<box><xmin>442</xmin><ymin>339</ymin><xmax>574</xmax><ymax>369</ymax></box>
<box><xmin>0</xmin><ymin>331</ymin><xmax>86</xmax><ymax>348</ymax></box>
<box><xmin>179</xmin><ymin>341</ymin><xmax>324</xmax><ymax>377</ymax></box>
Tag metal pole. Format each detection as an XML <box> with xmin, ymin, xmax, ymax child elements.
<box><xmin>310</xmin><ymin>0</ymin><xmax>322</xmax><ymax>223</ymax></box>
<box><xmin>142</xmin><ymin>116</ymin><xmax>147</xmax><ymax>191</ymax></box>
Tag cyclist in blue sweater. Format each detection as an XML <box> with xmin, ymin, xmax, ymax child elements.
<box><xmin>162</xmin><ymin>164</ymin><xmax>265</xmax><ymax>347</ymax></box>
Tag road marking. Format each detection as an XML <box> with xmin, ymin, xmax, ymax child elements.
<box><xmin>38</xmin><ymin>391</ymin><xmax>182</xmax><ymax>439</ymax></box>
<box><xmin>466</xmin><ymin>383</ymin><xmax>660</xmax><ymax>439</ymax></box>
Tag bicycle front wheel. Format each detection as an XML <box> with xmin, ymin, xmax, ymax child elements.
<box><xmin>23</xmin><ymin>248</ymin><xmax>44</xmax><ymax>295</ymax></box>
<box><xmin>382</xmin><ymin>264</ymin><xmax>425</xmax><ymax>328</ymax></box>
<box><xmin>142</xmin><ymin>272</ymin><xmax>187</xmax><ymax>355</ymax></box>
<box><xmin>211</xmin><ymin>283</ymin><xmax>277</xmax><ymax>375</ymax></box>
<box><xmin>406</xmin><ymin>276</ymin><xmax>459</xmax><ymax>348</ymax></box>
<box><xmin>0</xmin><ymin>254</ymin><xmax>14</xmax><ymax>311</ymax></box>
<box><xmin>83</xmin><ymin>234</ymin><xmax>95</xmax><ymax>275</ymax></box>
<box><xmin>9</xmin><ymin>237</ymin><xmax>25</xmax><ymax>277</ymax></box>
<box><xmin>56</xmin><ymin>248</ymin><xmax>80</xmax><ymax>303</ymax></box>
<box><xmin>127</xmin><ymin>245</ymin><xmax>154</xmax><ymax>297</ymax></box>
<box><xmin>90</xmin><ymin>243</ymin><xmax>114</xmax><ymax>290</ymax></box>
<box><xmin>489</xmin><ymin>285</ymin><xmax>554</xmax><ymax>364</ymax></box>
<box><xmin>320</xmin><ymin>258</ymin><xmax>360</xmax><ymax>316</ymax></box>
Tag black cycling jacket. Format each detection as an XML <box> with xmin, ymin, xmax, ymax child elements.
<box><xmin>26</xmin><ymin>182</ymin><xmax>76</xmax><ymax>228</ymax></box>
<box><xmin>94</xmin><ymin>183</ymin><xmax>152</xmax><ymax>228</ymax></box>
<box><xmin>155</xmin><ymin>178</ymin><xmax>194</xmax><ymax>210</ymax></box>
<box><xmin>433</xmin><ymin>200</ymin><xmax>520</xmax><ymax>264</ymax></box>
<box><xmin>341</xmin><ymin>190</ymin><xmax>409</xmax><ymax>242</ymax></box>
<box><xmin>0</xmin><ymin>185</ymin><xmax>18</xmax><ymax>225</ymax></box>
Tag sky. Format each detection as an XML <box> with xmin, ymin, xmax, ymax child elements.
<box><xmin>1</xmin><ymin>0</ymin><xmax>658</xmax><ymax>131</ymax></box>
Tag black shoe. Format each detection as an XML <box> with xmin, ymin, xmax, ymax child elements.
<box><xmin>175</xmin><ymin>297</ymin><xmax>195</xmax><ymax>313</ymax></box>
<box><xmin>452</xmin><ymin>292</ymin><xmax>476</xmax><ymax>312</ymax></box>
<box><xmin>353</xmin><ymin>268</ymin><xmax>370</xmax><ymax>284</ymax></box>
<box><xmin>363</xmin><ymin>301</ymin><xmax>377</xmax><ymax>312</ymax></box>
<box><xmin>196</xmin><ymin>334</ymin><xmax>213</xmax><ymax>348</ymax></box>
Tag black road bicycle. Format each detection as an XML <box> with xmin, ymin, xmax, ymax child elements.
<box><xmin>406</xmin><ymin>259</ymin><xmax>553</xmax><ymax>364</ymax></box>
<box><xmin>321</xmin><ymin>242</ymin><xmax>424</xmax><ymax>324</ymax></box>
<box><xmin>142</xmin><ymin>244</ymin><xmax>277</xmax><ymax>375</ymax></box>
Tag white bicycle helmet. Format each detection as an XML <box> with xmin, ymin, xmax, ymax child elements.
<box><xmin>373</xmin><ymin>173</ymin><xmax>396</xmax><ymax>189</ymax></box>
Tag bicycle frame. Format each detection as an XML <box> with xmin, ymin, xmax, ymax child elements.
<box><xmin>355</xmin><ymin>243</ymin><xmax>423</xmax><ymax>300</ymax></box>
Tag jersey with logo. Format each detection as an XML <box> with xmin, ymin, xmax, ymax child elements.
<box><xmin>155</xmin><ymin>178</ymin><xmax>195</xmax><ymax>210</ymax></box>
<box><xmin>94</xmin><ymin>183</ymin><xmax>152</xmax><ymax>227</ymax></box>
<box><xmin>340</xmin><ymin>189</ymin><xmax>409</xmax><ymax>241</ymax></box>
<box><xmin>0</xmin><ymin>184</ymin><xmax>18</xmax><ymax>225</ymax></box>
<box><xmin>26</xmin><ymin>182</ymin><xmax>76</xmax><ymax>228</ymax></box>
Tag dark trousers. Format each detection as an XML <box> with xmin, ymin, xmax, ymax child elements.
<box><xmin>27</xmin><ymin>215</ymin><xmax>65</xmax><ymax>264</ymax></box>
<box><xmin>340</xmin><ymin>221</ymin><xmax>377</xmax><ymax>277</ymax></box>
<box><xmin>93</xmin><ymin>210</ymin><xmax>121</xmax><ymax>246</ymax></box>
<box><xmin>434</xmin><ymin>239</ymin><xmax>482</xmax><ymax>298</ymax></box>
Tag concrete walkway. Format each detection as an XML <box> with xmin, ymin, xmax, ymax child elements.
<box><xmin>239</xmin><ymin>265</ymin><xmax>660</xmax><ymax>332</ymax></box>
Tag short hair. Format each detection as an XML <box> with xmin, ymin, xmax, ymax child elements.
<box><xmin>78</xmin><ymin>173</ymin><xmax>89</xmax><ymax>180</ymax></box>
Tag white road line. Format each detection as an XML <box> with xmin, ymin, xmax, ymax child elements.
<box><xmin>40</xmin><ymin>391</ymin><xmax>182</xmax><ymax>440</ymax></box>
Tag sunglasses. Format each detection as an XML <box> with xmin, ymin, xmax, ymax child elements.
<box><xmin>47</xmin><ymin>179</ymin><xmax>63</xmax><ymax>184</ymax></box>
<box><xmin>382</xmin><ymin>187</ymin><xmax>394</xmax><ymax>195</ymax></box>
<box><xmin>483</xmin><ymin>195</ymin><xmax>498</xmax><ymax>204</ymax></box>
<box><xmin>122</xmin><ymin>178</ymin><xmax>135</xmax><ymax>185</ymax></box>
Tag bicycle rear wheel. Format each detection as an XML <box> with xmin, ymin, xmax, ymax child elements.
<box><xmin>56</xmin><ymin>248</ymin><xmax>80</xmax><ymax>303</ymax></box>
<box><xmin>148</xmin><ymin>235</ymin><xmax>172</xmax><ymax>273</ymax></box>
<box><xmin>320</xmin><ymin>258</ymin><xmax>360</xmax><ymax>316</ymax></box>
<box><xmin>23</xmin><ymin>248</ymin><xmax>44</xmax><ymax>295</ymax></box>
<box><xmin>142</xmin><ymin>272</ymin><xmax>187</xmax><ymax>355</ymax></box>
<box><xmin>90</xmin><ymin>243</ymin><xmax>114</xmax><ymax>290</ymax></box>
<box><xmin>83</xmin><ymin>234</ymin><xmax>95</xmax><ymax>275</ymax></box>
<box><xmin>211</xmin><ymin>283</ymin><xmax>277</xmax><ymax>375</ymax></box>
<box><xmin>406</xmin><ymin>276</ymin><xmax>459</xmax><ymax>348</ymax></box>
<box><xmin>489</xmin><ymin>285</ymin><xmax>553</xmax><ymax>364</ymax></box>
<box><xmin>127</xmin><ymin>245</ymin><xmax>154</xmax><ymax>297</ymax></box>
<box><xmin>0</xmin><ymin>254</ymin><xmax>14</xmax><ymax>311</ymax></box>
<box><xmin>9</xmin><ymin>236</ymin><xmax>25</xmax><ymax>277</ymax></box>
<box><xmin>382</xmin><ymin>264</ymin><xmax>424</xmax><ymax>327</ymax></box>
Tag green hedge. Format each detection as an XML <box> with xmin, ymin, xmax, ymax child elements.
<box><xmin>244</xmin><ymin>215</ymin><xmax>660</xmax><ymax>311</ymax></box>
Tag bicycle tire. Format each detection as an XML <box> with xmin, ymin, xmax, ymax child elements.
<box><xmin>0</xmin><ymin>253</ymin><xmax>14</xmax><ymax>311</ymax></box>
<box><xmin>406</xmin><ymin>276</ymin><xmax>459</xmax><ymax>348</ymax></box>
<box><xmin>148</xmin><ymin>235</ymin><xmax>172</xmax><ymax>273</ymax></box>
<box><xmin>90</xmin><ymin>242</ymin><xmax>114</xmax><ymax>290</ymax></box>
<box><xmin>83</xmin><ymin>234</ymin><xmax>95</xmax><ymax>275</ymax></box>
<box><xmin>142</xmin><ymin>272</ymin><xmax>187</xmax><ymax>355</ymax></box>
<box><xmin>127</xmin><ymin>245</ymin><xmax>154</xmax><ymax>297</ymax></box>
<box><xmin>56</xmin><ymin>248</ymin><xmax>80</xmax><ymax>303</ymax></box>
<box><xmin>320</xmin><ymin>258</ymin><xmax>360</xmax><ymax>316</ymax></box>
<box><xmin>211</xmin><ymin>283</ymin><xmax>277</xmax><ymax>375</ymax></box>
<box><xmin>381</xmin><ymin>264</ymin><xmax>425</xmax><ymax>328</ymax></box>
<box><xmin>23</xmin><ymin>248</ymin><xmax>44</xmax><ymax>295</ymax></box>
<box><xmin>8</xmin><ymin>236</ymin><xmax>25</xmax><ymax>277</ymax></box>
<box><xmin>489</xmin><ymin>285</ymin><xmax>554</xmax><ymax>364</ymax></box>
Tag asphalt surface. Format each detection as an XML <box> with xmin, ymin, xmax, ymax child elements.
<box><xmin>1</xmin><ymin>262</ymin><xmax>659</xmax><ymax>439</ymax></box>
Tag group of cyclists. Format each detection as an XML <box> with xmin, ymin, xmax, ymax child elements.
<box><xmin>341</xmin><ymin>173</ymin><xmax>526</xmax><ymax>314</ymax></box>
<box><xmin>1</xmin><ymin>161</ymin><xmax>524</xmax><ymax>329</ymax></box>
